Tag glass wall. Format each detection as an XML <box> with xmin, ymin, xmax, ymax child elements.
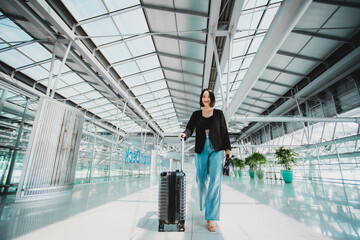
<box><xmin>74</xmin><ymin>121</ymin><xmax>154</xmax><ymax>184</ymax></box>
<box><xmin>237</xmin><ymin>108</ymin><xmax>360</xmax><ymax>184</ymax></box>
<box><xmin>0</xmin><ymin>85</ymin><xmax>167</xmax><ymax>194</ymax></box>
<box><xmin>0</xmin><ymin>87</ymin><xmax>37</xmax><ymax>193</ymax></box>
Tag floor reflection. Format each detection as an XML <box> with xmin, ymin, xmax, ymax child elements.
<box><xmin>0</xmin><ymin>177</ymin><xmax>154</xmax><ymax>240</ymax></box>
<box><xmin>223</xmin><ymin>176</ymin><xmax>360</xmax><ymax>239</ymax></box>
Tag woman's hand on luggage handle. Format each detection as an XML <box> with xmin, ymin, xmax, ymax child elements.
<box><xmin>178</xmin><ymin>133</ymin><xmax>186</xmax><ymax>140</ymax></box>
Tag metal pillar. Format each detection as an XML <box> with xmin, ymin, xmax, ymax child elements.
<box><xmin>4</xmin><ymin>98</ymin><xmax>29</xmax><ymax>194</ymax></box>
<box><xmin>88</xmin><ymin>125</ymin><xmax>96</xmax><ymax>183</ymax></box>
<box><xmin>46</xmin><ymin>41</ymin><xmax>57</xmax><ymax>97</ymax></box>
<box><xmin>226</xmin><ymin>32</ymin><xmax>234</xmax><ymax>109</ymax></box>
<box><xmin>211</xmin><ymin>34</ymin><xmax>226</xmax><ymax>109</ymax></box>
<box><xmin>50</xmin><ymin>41</ymin><xmax>73</xmax><ymax>98</ymax></box>
<box><xmin>0</xmin><ymin>88</ymin><xmax>8</xmax><ymax>115</ymax></box>
<box><xmin>296</xmin><ymin>99</ymin><xmax>310</xmax><ymax>144</ymax></box>
<box><xmin>108</xmin><ymin>134</ymin><xmax>114</xmax><ymax>180</ymax></box>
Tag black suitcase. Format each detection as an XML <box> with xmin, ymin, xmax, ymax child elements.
<box><xmin>158</xmin><ymin>138</ymin><xmax>186</xmax><ymax>232</ymax></box>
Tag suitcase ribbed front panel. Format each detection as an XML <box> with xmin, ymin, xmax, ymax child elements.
<box><xmin>158</xmin><ymin>175</ymin><xmax>169</xmax><ymax>222</ymax></box>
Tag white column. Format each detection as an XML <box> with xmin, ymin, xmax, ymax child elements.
<box><xmin>169</xmin><ymin>158</ymin><xmax>173</xmax><ymax>171</ymax></box>
<box><xmin>150</xmin><ymin>146</ymin><xmax>159</xmax><ymax>176</ymax></box>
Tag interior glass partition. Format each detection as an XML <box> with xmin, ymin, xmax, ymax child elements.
<box><xmin>238</xmin><ymin>109</ymin><xmax>360</xmax><ymax>185</ymax></box>
<box><xmin>0</xmin><ymin>87</ymin><xmax>37</xmax><ymax>194</ymax></box>
<box><xmin>74</xmin><ymin>121</ymin><xmax>153</xmax><ymax>184</ymax></box>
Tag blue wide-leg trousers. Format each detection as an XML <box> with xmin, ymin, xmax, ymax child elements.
<box><xmin>195</xmin><ymin>135</ymin><xmax>224</xmax><ymax>221</ymax></box>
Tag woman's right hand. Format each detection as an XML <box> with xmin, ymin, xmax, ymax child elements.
<box><xmin>178</xmin><ymin>133</ymin><xmax>186</xmax><ymax>140</ymax></box>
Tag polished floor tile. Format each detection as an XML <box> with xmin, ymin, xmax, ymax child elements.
<box><xmin>0</xmin><ymin>163</ymin><xmax>358</xmax><ymax>239</ymax></box>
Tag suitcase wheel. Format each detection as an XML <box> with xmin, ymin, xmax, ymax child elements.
<box><xmin>177</xmin><ymin>221</ymin><xmax>185</xmax><ymax>232</ymax></box>
<box><xmin>158</xmin><ymin>221</ymin><xmax>165</xmax><ymax>232</ymax></box>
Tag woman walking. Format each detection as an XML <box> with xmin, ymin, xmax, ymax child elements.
<box><xmin>178</xmin><ymin>89</ymin><xmax>231</xmax><ymax>232</ymax></box>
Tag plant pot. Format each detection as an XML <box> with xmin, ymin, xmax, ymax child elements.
<box><xmin>248</xmin><ymin>170</ymin><xmax>255</xmax><ymax>179</ymax></box>
<box><xmin>256</xmin><ymin>170</ymin><xmax>264</xmax><ymax>180</ymax></box>
<box><xmin>281</xmin><ymin>170</ymin><xmax>293</xmax><ymax>183</ymax></box>
<box><xmin>237</xmin><ymin>170</ymin><xmax>242</xmax><ymax>177</ymax></box>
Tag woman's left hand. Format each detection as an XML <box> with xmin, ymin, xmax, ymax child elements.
<box><xmin>225</xmin><ymin>149</ymin><xmax>232</xmax><ymax>158</ymax></box>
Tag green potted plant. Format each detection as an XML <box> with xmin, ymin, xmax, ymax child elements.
<box><xmin>245</xmin><ymin>154</ymin><xmax>257</xmax><ymax>179</ymax></box>
<box><xmin>233</xmin><ymin>158</ymin><xmax>245</xmax><ymax>177</ymax></box>
<box><xmin>275</xmin><ymin>146</ymin><xmax>297</xmax><ymax>183</ymax></box>
<box><xmin>252</xmin><ymin>152</ymin><xmax>267</xmax><ymax>180</ymax></box>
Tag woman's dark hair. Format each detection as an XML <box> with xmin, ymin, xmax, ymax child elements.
<box><xmin>200</xmin><ymin>89</ymin><xmax>215</xmax><ymax>107</ymax></box>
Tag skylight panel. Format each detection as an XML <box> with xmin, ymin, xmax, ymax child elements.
<box><xmin>81</xmin><ymin>17</ymin><xmax>122</xmax><ymax>46</ymax></box>
<box><xmin>126</xmin><ymin>36</ymin><xmax>155</xmax><ymax>57</ymax></box>
<box><xmin>103</xmin><ymin>0</ymin><xmax>140</xmax><ymax>12</ymax></box>
<box><xmin>151</xmin><ymin>111</ymin><xmax>163</xmax><ymax>118</ymax></box>
<box><xmin>41</xmin><ymin>60</ymin><xmax>71</xmax><ymax>74</ymax></box>
<box><xmin>20</xmin><ymin>66</ymin><xmax>49</xmax><ymax>81</ymax></box>
<box><xmin>105</xmin><ymin>108</ymin><xmax>118</xmax><ymax>116</ymax></box>
<box><xmin>101</xmin><ymin>103</ymin><xmax>116</xmax><ymax>111</ymax></box>
<box><xmin>91</xmin><ymin>98</ymin><xmax>110</xmax><ymax>107</ymax></box>
<box><xmin>143</xmin><ymin>69</ymin><xmax>164</xmax><ymax>83</ymax></box>
<box><xmin>123</xmin><ymin>74</ymin><xmax>146</xmax><ymax>88</ymax></box>
<box><xmin>91</xmin><ymin>107</ymin><xmax>106</xmax><ymax>114</ymax></box>
<box><xmin>70</xmin><ymin>97</ymin><xmax>87</xmax><ymax>105</ymax></box>
<box><xmin>148</xmin><ymin>80</ymin><xmax>167</xmax><ymax>92</ymax></box>
<box><xmin>142</xmin><ymin>101</ymin><xmax>158</xmax><ymax>109</ymax></box>
<box><xmin>241</xmin><ymin>55</ymin><xmax>254</xmax><ymax>69</ymax></box>
<box><xmin>147</xmin><ymin>106</ymin><xmax>159</xmax><ymax>114</ymax></box>
<box><xmin>242</xmin><ymin>0</ymin><xmax>269</xmax><ymax>10</ymax></box>
<box><xmin>131</xmin><ymin>85</ymin><xmax>151</xmax><ymax>96</ymax></box>
<box><xmin>136</xmin><ymin>55</ymin><xmax>160</xmax><ymax>71</ymax></box>
<box><xmin>161</xmin><ymin>103</ymin><xmax>173</xmax><ymax>110</ymax></box>
<box><xmin>82</xmin><ymin>90</ymin><xmax>102</xmax><ymax>100</ymax></box>
<box><xmin>62</xmin><ymin>0</ymin><xmax>107</xmax><ymax>21</ymax></box>
<box><xmin>100</xmin><ymin>42</ymin><xmax>132</xmax><ymax>63</ymax></box>
<box><xmin>248</xmin><ymin>35</ymin><xmax>265</xmax><ymax>54</ymax></box>
<box><xmin>57</xmin><ymin>86</ymin><xmax>80</xmax><ymax>97</ymax></box>
<box><xmin>137</xmin><ymin>93</ymin><xmax>153</xmax><ymax>103</ymax></box>
<box><xmin>0</xmin><ymin>18</ymin><xmax>33</xmax><ymax>42</ymax></box>
<box><xmin>112</xmin><ymin>8</ymin><xmax>149</xmax><ymax>37</ymax></box>
<box><xmin>157</xmin><ymin>94</ymin><xmax>171</xmax><ymax>104</ymax></box>
<box><xmin>60</xmin><ymin>72</ymin><xmax>84</xmax><ymax>85</ymax></box>
<box><xmin>232</xmin><ymin>40</ymin><xmax>251</xmax><ymax>58</ymax></box>
<box><xmin>258</xmin><ymin>6</ymin><xmax>280</xmax><ymax>31</ymax></box>
<box><xmin>113</xmin><ymin>61</ymin><xmax>140</xmax><ymax>77</ymax></box>
<box><xmin>163</xmin><ymin>108</ymin><xmax>175</xmax><ymax>115</ymax></box>
<box><xmin>96</xmin><ymin>111</ymin><xmax>111</xmax><ymax>118</ymax></box>
<box><xmin>0</xmin><ymin>50</ymin><xmax>33</xmax><ymax>68</ymax></box>
<box><xmin>78</xmin><ymin>101</ymin><xmax>98</xmax><ymax>109</ymax></box>
<box><xmin>72</xmin><ymin>82</ymin><xmax>94</xmax><ymax>93</ymax></box>
<box><xmin>18</xmin><ymin>43</ymin><xmax>51</xmax><ymax>62</ymax></box>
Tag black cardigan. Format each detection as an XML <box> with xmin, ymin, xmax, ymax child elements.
<box><xmin>183</xmin><ymin>109</ymin><xmax>231</xmax><ymax>154</ymax></box>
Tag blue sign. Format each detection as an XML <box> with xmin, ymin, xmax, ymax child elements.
<box><xmin>125</xmin><ymin>147</ymin><xmax>150</xmax><ymax>165</ymax></box>
<box><xmin>160</xmin><ymin>158</ymin><xmax>169</xmax><ymax>167</ymax></box>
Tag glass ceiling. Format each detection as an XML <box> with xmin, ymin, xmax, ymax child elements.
<box><xmin>216</xmin><ymin>0</ymin><xmax>282</xmax><ymax>132</ymax></box>
<box><xmin>0</xmin><ymin>0</ymin><xmax>285</xmax><ymax>134</ymax></box>
<box><xmin>1</xmin><ymin>0</ymin><xmax>358</xmax><ymax>138</ymax></box>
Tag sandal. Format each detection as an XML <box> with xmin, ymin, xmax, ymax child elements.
<box><xmin>207</xmin><ymin>220</ymin><xmax>216</xmax><ymax>232</ymax></box>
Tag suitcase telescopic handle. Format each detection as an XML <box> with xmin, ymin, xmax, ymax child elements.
<box><xmin>181</xmin><ymin>137</ymin><xmax>184</xmax><ymax>171</ymax></box>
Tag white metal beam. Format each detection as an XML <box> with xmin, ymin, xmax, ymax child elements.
<box><xmin>202</xmin><ymin>0</ymin><xmax>222</xmax><ymax>89</ymax></box>
<box><xmin>241</xmin><ymin>45</ymin><xmax>360</xmax><ymax>137</ymax></box>
<box><xmin>213</xmin><ymin>0</ymin><xmax>245</xmax><ymax>94</ymax></box>
<box><xmin>224</xmin><ymin>0</ymin><xmax>312</xmax><ymax>121</ymax></box>
<box><xmin>230</xmin><ymin>115</ymin><xmax>360</xmax><ymax>123</ymax></box>
<box><xmin>27</xmin><ymin>0</ymin><xmax>163</xmax><ymax>137</ymax></box>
